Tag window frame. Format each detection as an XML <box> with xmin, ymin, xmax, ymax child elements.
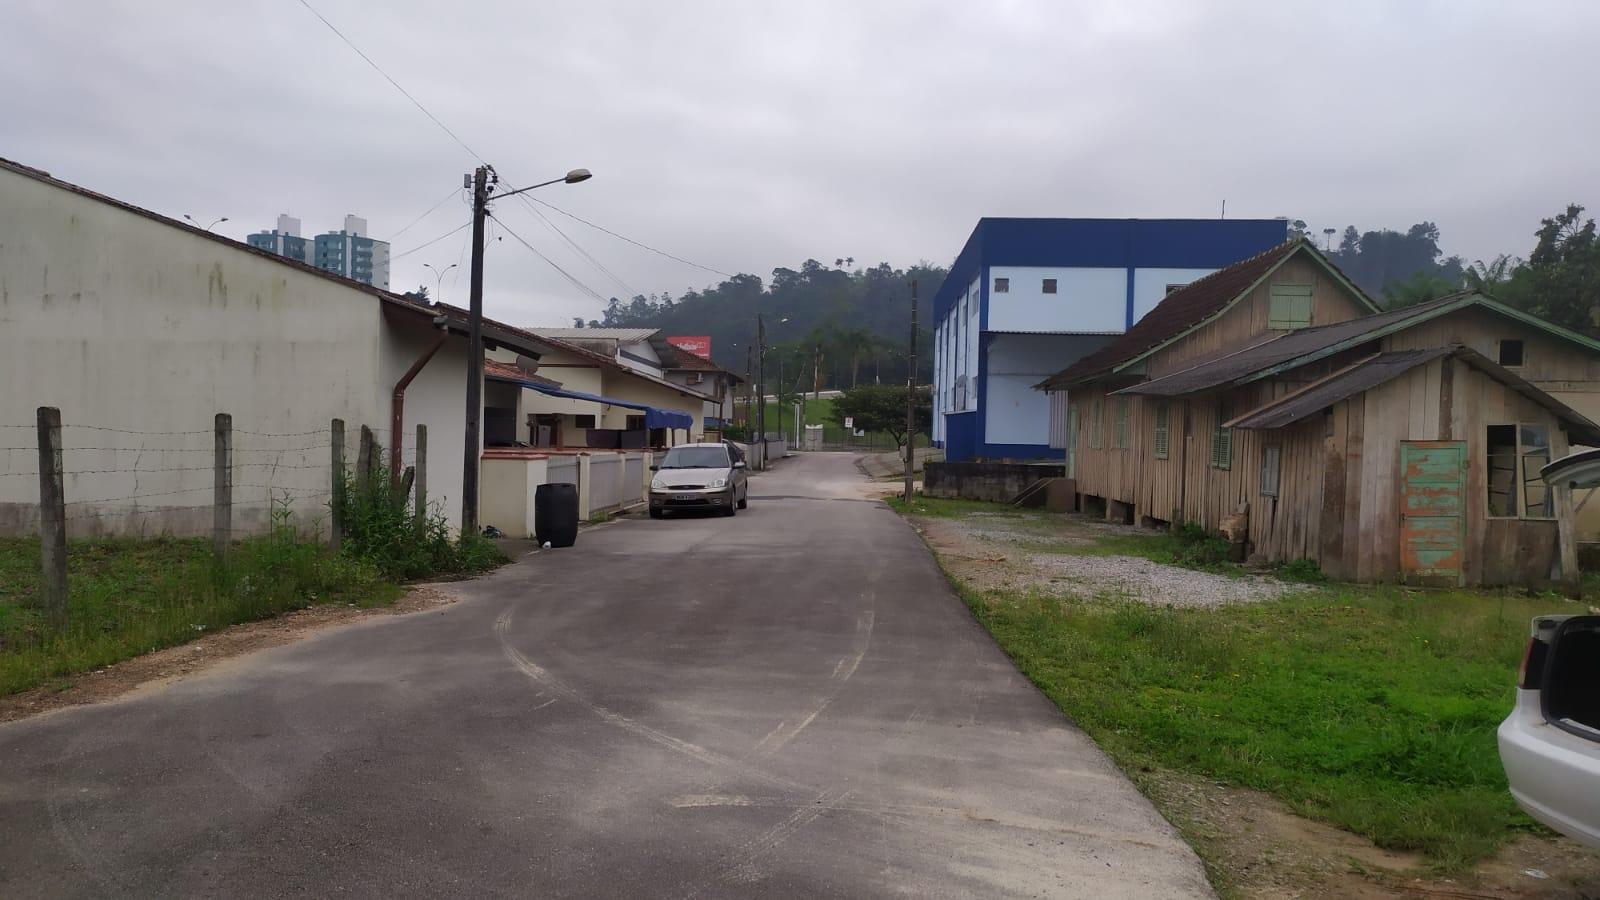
<box><xmin>1260</xmin><ymin>445</ymin><xmax>1282</xmax><ymax>497</ymax></box>
<box><xmin>1498</xmin><ymin>338</ymin><xmax>1525</xmax><ymax>368</ymax></box>
<box><xmin>993</xmin><ymin>276</ymin><xmax>1010</xmax><ymax>293</ymax></box>
<box><xmin>1042</xmin><ymin>278</ymin><xmax>1058</xmax><ymax>294</ymax></box>
<box><xmin>1486</xmin><ymin>421</ymin><xmax>1555</xmax><ymax>520</ymax></box>
<box><xmin>573</xmin><ymin>414</ymin><xmax>597</xmax><ymax>429</ymax></box>
<box><xmin>1210</xmin><ymin>399</ymin><xmax>1233</xmax><ymax>470</ymax></box>
<box><xmin>1153</xmin><ymin>402</ymin><xmax>1170</xmax><ymax>460</ymax></box>
<box><xmin>1268</xmin><ymin>282</ymin><xmax>1314</xmax><ymax>330</ymax></box>
<box><xmin>1113</xmin><ymin>397</ymin><xmax>1130</xmax><ymax>450</ymax></box>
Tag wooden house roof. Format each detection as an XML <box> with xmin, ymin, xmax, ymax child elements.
<box><xmin>1036</xmin><ymin>239</ymin><xmax>1377</xmax><ymax>390</ymax></box>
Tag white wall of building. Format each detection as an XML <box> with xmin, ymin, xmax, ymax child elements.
<box><xmin>982</xmin><ymin>333</ymin><xmax>1113</xmax><ymax>447</ymax></box>
<box><xmin>985</xmin><ymin>266</ymin><xmax>1127</xmax><ymax>333</ymax></box>
<box><xmin>1131</xmin><ymin>267</ymin><xmax>1216</xmax><ymax>322</ymax></box>
<box><xmin>0</xmin><ymin>166</ymin><xmax>475</xmax><ymax>536</ymax></box>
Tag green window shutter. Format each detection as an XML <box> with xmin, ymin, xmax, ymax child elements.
<box><xmin>1212</xmin><ymin>400</ymin><xmax>1233</xmax><ymax>469</ymax></box>
<box><xmin>1090</xmin><ymin>398</ymin><xmax>1102</xmax><ymax>449</ymax></box>
<box><xmin>1154</xmin><ymin>402</ymin><xmax>1170</xmax><ymax>459</ymax></box>
<box><xmin>1268</xmin><ymin>283</ymin><xmax>1314</xmax><ymax>330</ymax></box>
<box><xmin>1114</xmin><ymin>397</ymin><xmax>1130</xmax><ymax>449</ymax></box>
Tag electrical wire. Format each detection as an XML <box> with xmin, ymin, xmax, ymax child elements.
<box><xmin>511</xmin><ymin>193</ymin><xmax>634</xmax><ymax>298</ymax></box>
<box><xmin>294</xmin><ymin>0</ymin><xmax>484</xmax><ymax>163</ymax></box>
<box><xmin>387</xmin><ymin>187</ymin><xmax>467</xmax><ymax>241</ymax></box>
<box><xmin>529</xmin><ymin>197</ymin><xmax>733</xmax><ymax>279</ymax></box>
<box><xmin>486</xmin><ymin>212</ymin><xmax>609</xmax><ymax>305</ymax></box>
<box><xmin>392</xmin><ymin>220</ymin><xmax>471</xmax><ymax>261</ymax></box>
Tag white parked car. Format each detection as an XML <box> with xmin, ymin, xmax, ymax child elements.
<box><xmin>1497</xmin><ymin>446</ymin><xmax>1600</xmax><ymax>848</ymax></box>
<box><xmin>648</xmin><ymin>442</ymin><xmax>749</xmax><ymax>519</ymax></box>
<box><xmin>1498</xmin><ymin>614</ymin><xmax>1600</xmax><ymax>848</ymax></box>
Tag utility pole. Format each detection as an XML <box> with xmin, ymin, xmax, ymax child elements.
<box><xmin>903</xmin><ymin>280</ymin><xmax>918</xmax><ymax>502</ymax></box>
<box><xmin>756</xmin><ymin>314</ymin><xmax>766</xmax><ymax>470</ymax></box>
<box><xmin>460</xmin><ymin>165</ymin><xmax>490</xmax><ymax>535</ymax></box>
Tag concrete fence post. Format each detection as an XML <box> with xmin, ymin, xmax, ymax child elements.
<box><xmin>214</xmin><ymin>413</ymin><xmax>232</xmax><ymax>560</ymax></box>
<box><xmin>414</xmin><ymin>423</ymin><xmax>428</xmax><ymax>528</ymax></box>
<box><xmin>35</xmin><ymin>406</ymin><xmax>68</xmax><ymax>632</ymax></box>
<box><xmin>330</xmin><ymin>418</ymin><xmax>345</xmax><ymax>551</ymax></box>
<box><xmin>357</xmin><ymin>425</ymin><xmax>375</xmax><ymax>495</ymax></box>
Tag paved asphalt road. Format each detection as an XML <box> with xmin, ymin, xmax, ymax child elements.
<box><xmin>0</xmin><ymin>453</ymin><xmax>1211</xmax><ymax>898</ymax></box>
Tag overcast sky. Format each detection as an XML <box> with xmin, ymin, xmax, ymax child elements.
<box><xmin>4</xmin><ymin>1</ymin><xmax>1596</xmax><ymax>325</ymax></box>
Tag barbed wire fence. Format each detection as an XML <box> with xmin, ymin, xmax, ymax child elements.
<box><xmin>5</xmin><ymin>408</ymin><xmax>429</xmax><ymax>632</ymax></box>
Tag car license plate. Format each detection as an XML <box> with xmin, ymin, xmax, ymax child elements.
<box><xmin>675</xmin><ymin>493</ymin><xmax>695</xmax><ymax>500</ymax></box>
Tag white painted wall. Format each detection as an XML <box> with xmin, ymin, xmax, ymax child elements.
<box><xmin>985</xmin><ymin>266</ymin><xmax>1127</xmax><ymax>333</ymax></box>
<box><xmin>0</xmin><ymin>166</ymin><xmax>485</xmax><ymax>536</ymax></box>
<box><xmin>1131</xmin><ymin>267</ymin><xmax>1217</xmax><ymax>322</ymax></box>
<box><xmin>982</xmin><ymin>333</ymin><xmax>1113</xmax><ymax>448</ymax></box>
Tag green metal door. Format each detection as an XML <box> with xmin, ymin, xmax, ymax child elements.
<box><xmin>1399</xmin><ymin>441</ymin><xmax>1466</xmax><ymax>585</ymax></box>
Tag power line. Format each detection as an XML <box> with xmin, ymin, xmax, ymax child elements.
<box><xmin>487</xmin><ymin>212</ymin><xmax>610</xmax><ymax>305</ymax></box>
<box><xmin>511</xmin><ymin>193</ymin><xmax>635</xmax><ymax>298</ymax></box>
<box><xmin>529</xmin><ymin>197</ymin><xmax>733</xmax><ymax>279</ymax></box>
<box><xmin>392</xmin><ymin>220</ymin><xmax>471</xmax><ymax>260</ymax></box>
<box><xmin>388</xmin><ymin>187</ymin><xmax>467</xmax><ymax>241</ymax></box>
<box><xmin>294</xmin><ymin>0</ymin><xmax>484</xmax><ymax>163</ymax></box>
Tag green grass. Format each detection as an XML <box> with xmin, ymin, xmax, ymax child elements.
<box><xmin>898</xmin><ymin>502</ymin><xmax>1584</xmax><ymax>870</ymax></box>
<box><xmin>0</xmin><ymin>532</ymin><xmax>396</xmax><ymax>696</ymax></box>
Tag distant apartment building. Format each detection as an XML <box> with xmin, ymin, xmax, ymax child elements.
<box><xmin>247</xmin><ymin>213</ymin><xmax>390</xmax><ymax>289</ymax></box>
<box><xmin>245</xmin><ymin>214</ymin><xmax>309</xmax><ymax>264</ymax></box>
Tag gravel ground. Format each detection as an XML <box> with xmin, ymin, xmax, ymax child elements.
<box><xmin>1030</xmin><ymin>553</ymin><xmax>1295</xmax><ymax>608</ymax></box>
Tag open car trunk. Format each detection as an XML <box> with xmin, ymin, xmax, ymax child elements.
<box><xmin>1541</xmin><ymin>615</ymin><xmax>1600</xmax><ymax>742</ymax></box>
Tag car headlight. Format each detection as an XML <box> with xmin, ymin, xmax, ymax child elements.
<box><xmin>651</xmin><ymin>476</ymin><xmax>666</xmax><ymax>489</ymax></box>
<box><xmin>708</xmin><ymin>478</ymin><xmax>726</xmax><ymax>489</ymax></box>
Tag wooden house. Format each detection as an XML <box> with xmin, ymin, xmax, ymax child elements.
<box><xmin>1039</xmin><ymin>239</ymin><xmax>1600</xmax><ymax>588</ymax></box>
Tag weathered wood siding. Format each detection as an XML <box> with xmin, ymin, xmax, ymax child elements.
<box><xmin>1320</xmin><ymin>356</ymin><xmax>1571</xmax><ymax>585</ymax></box>
<box><xmin>1149</xmin><ymin>256</ymin><xmax>1372</xmax><ymax>377</ymax></box>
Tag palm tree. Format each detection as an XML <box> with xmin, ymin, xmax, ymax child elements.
<box><xmin>1465</xmin><ymin>255</ymin><xmax>1518</xmax><ymax>295</ymax></box>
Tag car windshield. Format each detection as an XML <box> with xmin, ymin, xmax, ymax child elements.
<box><xmin>659</xmin><ymin>447</ymin><xmax>730</xmax><ymax>469</ymax></box>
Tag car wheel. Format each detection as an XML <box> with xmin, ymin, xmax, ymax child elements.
<box><xmin>723</xmin><ymin>502</ymin><xmax>736</xmax><ymax>517</ymax></box>
<box><xmin>737</xmin><ymin>492</ymin><xmax>748</xmax><ymax>510</ymax></box>
<box><xmin>649</xmin><ymin>508</ymin><xmax>664</xmax><ymax>519</ymax></box>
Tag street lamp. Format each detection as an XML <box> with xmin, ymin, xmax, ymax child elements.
<box><xmin>423</xmin><ymin>262</ymin><xmax>457</xmax><ymax>302</ymax></box>
<box><xmin>184</xmin><ymin>214</ymin><xmax>228</xmax><ymax>232</ymax></box>
<box><xmin>460</xmin><ymin>165</ymin><xmax>591</xmax><ymax>534</ymax></box>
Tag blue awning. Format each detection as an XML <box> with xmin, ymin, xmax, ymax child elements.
<box><xmin>491</xmin><ymin>372</ymin><xmax>695</xmax><ymax>430</ymax></box>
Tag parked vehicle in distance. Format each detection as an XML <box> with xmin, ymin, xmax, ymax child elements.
<box><xmin>1498</xmin><ymin>614</ymin><xmax>1600</xmax><ymax>848</ymax></box>
<box><xmin>649</xmin><ymin>442</ymin><xmax>748</xmax><ymax>519</ymax></box>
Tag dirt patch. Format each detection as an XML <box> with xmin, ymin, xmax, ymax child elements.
<box><xmin>0</xmin><ymin>584</ymin><xmax>461</xmax><ymax>725</ymax></box>
<box><xmin>1143</xmin><ymin>769</ymin><xmax>1600</xmax><ymax>899</ymax></box>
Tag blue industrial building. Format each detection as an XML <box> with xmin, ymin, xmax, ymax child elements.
<box><xmin>931</xmin><ymin>217</ymin><xmax>1289</xmax><ymax>461</ymax></box>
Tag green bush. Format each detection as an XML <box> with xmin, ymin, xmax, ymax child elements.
<box><xmin>335</xmin><ymin>463</ymin><xmax>505</xmax><ymax>580</ymax></box>
<box><xmin>1168</xmin><ymin>522</ymin><xmax>1234</xmax><ymax>570</ymax></box>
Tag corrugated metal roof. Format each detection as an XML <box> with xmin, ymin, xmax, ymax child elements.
<box><xmin>1228</xmin><ymin>346</ymin><xmax>1600</xmax><ymax>445</ymax></box>
<box><xmin>531</xmin><ymin>327</ymin><xmax>659</xmax><ymax>342</ymax></box>
<box><xmin>1115</xmin><ymin>295</ymin><xmax>1465</xmax><ymax>397</ymax></box>
<box><xmin>484</xmin><ymin>360</ymin><xmax>562</xmax><ymax>387</ymax></box>
<box><xmin>1228</xmin><ymin>349</ymin><xmax>1449</xmax><ymax>430</ymax></box>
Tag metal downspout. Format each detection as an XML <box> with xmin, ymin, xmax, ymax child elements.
<box><xmin>391</xmin><ymin>332</ymin><xmax>449</xmax><ymax>486</ymax></box>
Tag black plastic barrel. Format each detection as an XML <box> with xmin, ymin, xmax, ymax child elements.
<box><xmin>535</xmin><ymin>482</ymin><xmax>579</xmax><ymax>548</ymax></box>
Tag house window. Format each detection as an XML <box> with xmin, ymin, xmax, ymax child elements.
<box><xmin>1260</xmin><ymin>446</ymin><xmax>1282</xmax><ymax>497</ymax></box>
<box><xmin>1042</xmin><ymin>278</ymin><xmax>1058</xmax><ymax>294</ymax></box>
<box><xmin>1154</xmin><ymin>402</ymin><xmax>1170</xmax><ymax>459</ymax></box>
<box><xmin>1089</xmin><ymin>397</ymin><xmax>1103</xmax><ymax>449</ymax></box>
<box><xmin>994</xmin><ymin>277</ymin><xmax>1009</xmax><ymax>293</ymax></box>
<box><xmin>573</xmin><ymin>414</ymin><xmax>596</xmax><ymax>429</ymax></box>
<box><xmin>1499</xmin><ymin>339</ymin><xmax>1525</xmax><ymax>367</ymax></box>
<box><xmin>1113</xmin><ymin>397</ymin><xmax>1130</xmax><ymax>449</ymax></box>
<box><xmin>1487</xmin><ymin>423</ymin><xmax>1552</xmax><ymax>518</ymax></box>
<box><xmin>1211</xmin><ymin>400</ymin><xmax>1233</xmax><ymax>470</ymax></box>
<box><xmin>1268</xmin><ymin>283</ymin><xmax>1314</xmax><ymax>330</ymax></box>
<box><xmin>626</xmin><ymin>414</ymin><xmax>646</xmax><ymax>431</ymax></box>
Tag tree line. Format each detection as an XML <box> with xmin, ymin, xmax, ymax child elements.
<box><xmin>573</xmin><ymin>258</ymin><xmax>945</xmax><ymax>392</ymax></box>
<box><xmin>1306</xmin><ymin>204</ymin><xmax>1599</xmax><ymax>332</ymax></box>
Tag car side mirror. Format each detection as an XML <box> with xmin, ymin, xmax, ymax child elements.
<box><xmin>733</xmin><ymin>461</ymin><xmax>747</xmax><ymax>469</ymax></box>
<box><xmin>649</xmin><ymin>464</ymin><xmax>659</xmax><ymax>471</ymax></box>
